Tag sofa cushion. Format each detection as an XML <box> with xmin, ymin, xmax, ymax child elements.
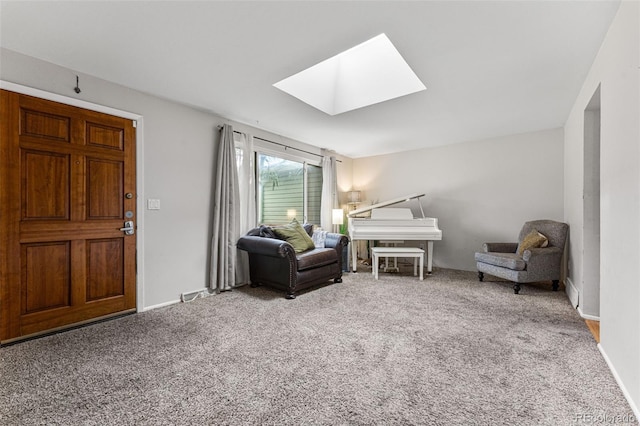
<box><xmin>246</xmin><ymin>227</ymin><xmax>261</xmax><ymax>237</ymax></box>
<box><xmin>312</xmin><ymin>230</ymin><xmax>329</xmax><ymax>248</ymax></box>
<box><xmin>296</xmin><ymin>248</ymin><xmax>338</xmax><ymax>271</ymax></box>
<box><xmin>475</xmin><ymin>252</ymin><xmax>526</xmax><ymax>271</ymax></box>
<box><xmin>259</xmin><ymin>225</ymin><xmax>277</xmax><ymax>239</ymax></box>
<box><xmin>303</xmin><ymin>223</ymin><xmax>313</xmax><ymax>237</ymax></box>
<box><xmin>272</xmin><ymin>218</ymin><xmax>316</xmax><ymax>253</ymax></box>
<box><xmin>517</xmin><ymin>229</ymin><xmax>548</xmax><ymax>255</ymax></box>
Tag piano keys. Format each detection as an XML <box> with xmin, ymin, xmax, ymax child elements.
<box><xmin>347</xmin><ymin>193</ymin><xmax>443</xmax><ymax>273</ymax></box>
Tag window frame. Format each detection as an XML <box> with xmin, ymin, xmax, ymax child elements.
<box><xmin>254</xmin><ymin>147</ymin><xmax>322</xmax><ymax>225</ymax></box>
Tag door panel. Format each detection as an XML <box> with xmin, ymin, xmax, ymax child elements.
<box><xmin>86</xmin><ymin>122</ymin><xmax>124</xmax><ymax>150</ymax></box>
<box><xmin>87</xmin><ymin>158</ymin><xmax>124</xmax><ymax>219</ymax></box>
<box><xmin>86</xmin><ymin>238</ymin><xmax>124</xmax><ymax>301</ymax></box>
<box><xmin>21</xmin><ymin>108</ymin><xmax>71</xmax><ymax>142</ymax></box>
<box><xmin>22</xmin><ymin>150</ymin><xmax>70</xmax><ymax>220</ymax></box>
<box><xmin>0</xmin><ymin>89</ymin><xmax>136</xmax><ymax>342</ymax></box>
<box><xmin>22</xmin><ymin>242</ymin><xmax>71</xmax><ymax>313</ymax></box>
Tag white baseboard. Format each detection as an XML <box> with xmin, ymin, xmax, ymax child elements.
<box><xmin>577</xmin><ymin>307</ymin><xmax>600</xmax><ymax>321</ymax></box>
<box><xmin>142</xmin><ymin>299</ymin><xmax>180</xmax><ymax>311</ymax></box>
<box><xmin>598</xmin><ymin>344</ymin><xmax>640</xmax><ymax>420</ymax></box>
<box><xmin>566</xmin><ymin>277</ymin><xmax>600</xmax><ymax>320</ymax></box>
<box><xmin>565</xmin><ymin>277</ymin><xmax>579</xmax><ymax>308</ymax></box>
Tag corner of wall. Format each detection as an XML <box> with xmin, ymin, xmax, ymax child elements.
<box><xmin>565</xmin><ymin>277</ymin><xmax>579</xmax><ymax>309</ymax></box>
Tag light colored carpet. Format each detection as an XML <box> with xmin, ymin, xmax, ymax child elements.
<box><xmin>1</xmin><ymin>268</ymin><xmax>636</xmax><ymax>425</ymax></box>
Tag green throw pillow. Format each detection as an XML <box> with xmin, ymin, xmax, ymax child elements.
<box><xmin>272</xmin><ymin>218</ymin><xmax>316</xmax><ymax>253</ymax></box>
<box><xmin>517</xmin><ymin>229</ymin><xmax>548</xmax><ymax>255</ymax></box>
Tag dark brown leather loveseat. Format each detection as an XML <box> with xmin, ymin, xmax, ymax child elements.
<box><xmin>237</xmin><ymin>224</ymin><xmax>349</xmax><ymax>299</ymax></box>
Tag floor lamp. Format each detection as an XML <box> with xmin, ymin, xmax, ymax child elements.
<box><xmin>332</xmin><ymin>208</ymin><xmax>344</xmax><ymax>234</ymax></box>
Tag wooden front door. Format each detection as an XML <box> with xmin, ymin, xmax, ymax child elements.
<box><xmin>0</xmin><ymin>90</ymin><xmax>137</xmax><ymax>343</ymax></box>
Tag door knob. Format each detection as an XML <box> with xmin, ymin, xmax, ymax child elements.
<box><xmin>119</xmin><ymin>220</ymin><xmax>135</xmax><ymax>235</ymax></box>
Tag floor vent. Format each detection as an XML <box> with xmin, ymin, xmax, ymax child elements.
<box><xmin>180</xmin><ymin>289</ymin><xmax>211</xmax><ymax>303</ymax></box>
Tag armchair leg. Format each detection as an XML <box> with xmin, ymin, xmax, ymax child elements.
<box><xmin>513</xmin><ymin>283</ymin><xmax>521</xmax><ymax>294</ymax></box>
<box><xmin>334</xmin><ymin>277</ymin><xmax>343</xmax><ymax>283</ymax></box>
<box><xmin>250</xmin><ymin>282</ymin><xmax>261</xmax><ymax>288</ymax></box>
<box><xmin>286</xmin><ymin>292</ymin><xmax>297</xmax><ymax>300</ymax></box>
<box><xmin>478</xmin><ymin>271</ymin><xmax>484</xmax><ymax>282</ymax></box>
<box><xmin>552</xmin><ymin>280</ymin><xmax>559</xmax><ymax>291</ymax></box>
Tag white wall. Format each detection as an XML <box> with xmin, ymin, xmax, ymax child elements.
<box><xmin>563</xmin><ymin>0</ymin><xmax>640</xmax><ymax>415</ymax></box>
<box><xmin>352</xmin><ymin>128</ymin><xmax>564</xmax><ymax>271</ymax></box>
<box><xmin>0</xmin><ymin>48</ymin><xmax>351</xmax><ymax>309</ymax></box>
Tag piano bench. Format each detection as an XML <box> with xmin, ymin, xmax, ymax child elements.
<box><xmin>371</xmin><ymin>247</ymin><xmax>424</xmax><ymax>281</ymax></box>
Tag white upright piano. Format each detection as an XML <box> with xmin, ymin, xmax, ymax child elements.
<box><xmin>347</xmin><ymin>193</ymin><xmax>443</xmax><ymax>273</ymax></box>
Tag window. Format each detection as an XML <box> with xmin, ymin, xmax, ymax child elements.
<box><xmin>257</xmin><ymin>153</ymin><xmax>322</xmax><ymax>225</ymax></box>
<box><xmin>306</xmin><ymin>163</ymin><xmax>322</xmax><ymax>225</ymax></box>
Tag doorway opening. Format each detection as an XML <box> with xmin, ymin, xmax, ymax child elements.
<box><xmin>582</xmin><ymin>84</ymin><xmax>601</xmax><ymax>319</ymax></box>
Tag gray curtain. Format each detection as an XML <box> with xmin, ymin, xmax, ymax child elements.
<box><xmin>235</xmin><ymin>131</ymin><xmax>256</xmax><ymax>285</ymax></box>
<box><xmin>210</xmin><ymin>124</ymin><xmax>241</xmax><ymax>292</ymax></box>
<box><xmin>320</xmin><ymin>151</ymin><xmax>338</xmax><ymax>231</ymax></box>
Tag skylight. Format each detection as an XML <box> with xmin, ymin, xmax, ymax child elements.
<box><xmin>273</xmin><ymin>33</ymin><xmax>426</xmax><ymax>116</ymax></box>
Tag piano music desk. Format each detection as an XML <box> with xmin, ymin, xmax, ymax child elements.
<box><xmin>371</xmin><ymin>247</ymin><xmax>424</xmax><ymax>281</ymax></box>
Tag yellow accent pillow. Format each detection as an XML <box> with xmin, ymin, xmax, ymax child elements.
<box><xmin>272</xmin><ymin>218</ymin><xmax>316</xmax><ymax>253</ymax></box>
<box><xmin>518</xmin><ymin>229</ymin><xmax>548</xmax><ymax>255</ymax></box>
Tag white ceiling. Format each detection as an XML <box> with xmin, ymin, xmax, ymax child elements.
<box><xmin>0</xmin><ymin>1</ymin><xmax>620</xmax><ymax>158</ymax></box>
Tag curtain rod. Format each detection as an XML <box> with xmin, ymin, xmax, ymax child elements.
<box><xmin>218</xmin><ymin>126</ymin><xmax>341</xmax><ymax>162</ymax></box>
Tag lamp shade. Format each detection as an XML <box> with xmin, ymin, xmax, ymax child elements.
<box><xmin>347</xmin><ymin>190</ymin><xmax>361</xmax><ymax>203</ymax></box>
<box><xmin>332</xmin><ymin>208</ymin><xmax>344</xmax><ymax>225</ymax></box>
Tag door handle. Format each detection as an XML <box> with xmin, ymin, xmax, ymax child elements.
<box><xmin>119</xmin><ymin>220</ymin><xmax>135</xmax><ymax>235</ymax></box>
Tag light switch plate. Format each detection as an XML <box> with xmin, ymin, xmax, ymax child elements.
<box><xmin>147</xmin><ymin>199</ymin><xmax>161</xmax><ymax>210</ymax></box>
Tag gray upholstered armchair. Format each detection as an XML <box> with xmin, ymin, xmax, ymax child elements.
<box><xmin>475</xmin><ymin>220</ymin><xmax>569</xmax><ymax>294</ymax></box>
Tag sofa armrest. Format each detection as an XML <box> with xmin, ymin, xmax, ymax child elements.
<box><xmin>237</xmin><ymin>235</ymin><xmax>295</xmax><ymax>258</ymax></box>
<box><xmin>522</xmin><ymin>246</ymin><xmax>563</xmax><ymax>268</ymax></box>
<box><xmin>483</xmin><ymin>242</ymin><xmax>518</xmax><ymax>253</ymax></box>
<box><xmin>323</xmin><ymin>233</ymin><xmax>348</xmax><ymax>272</ymax></box>
<box><xmin>324</xmin><ymin>233</ymin><xmax>349</xmax><ymax>250</ymax></box>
